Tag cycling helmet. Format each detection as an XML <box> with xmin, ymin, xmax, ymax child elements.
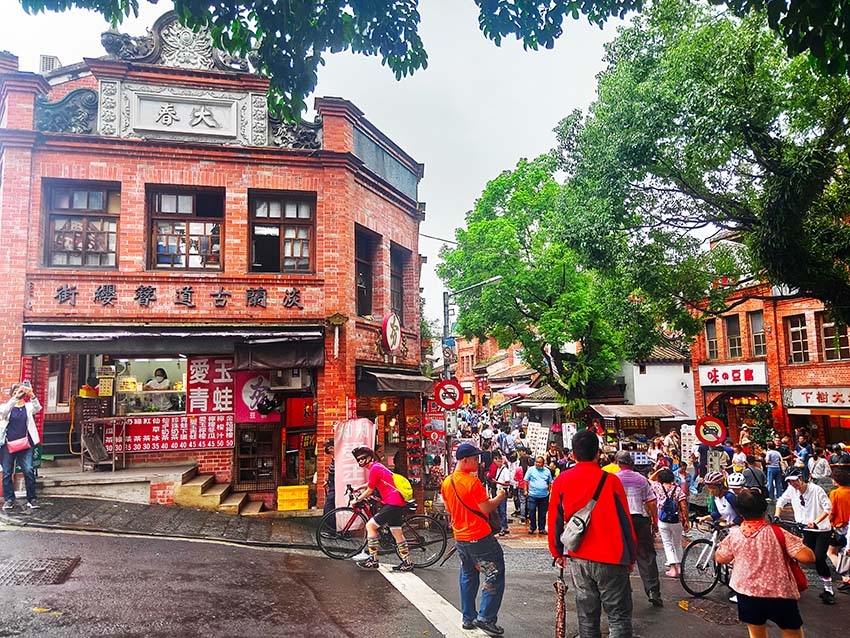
<box><xmin>703</xmin><ymin>471</ymin><xmax>726</xmax><ymax>486</ymax></box>
<box><xmin>727</xmin><ymin>472</ymin><xmax>747</xmax><ymax>488</ymax></box>
<box><xmin>351</xmin><ymin>446</ymin><xmax>375</xmax><ymax>460</ymax></box>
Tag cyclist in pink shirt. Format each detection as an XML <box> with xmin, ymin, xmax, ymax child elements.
<box><xmin>351</xmin><ymin>446</ymin><xmax>412</xmax><ymax>571</ymax></box>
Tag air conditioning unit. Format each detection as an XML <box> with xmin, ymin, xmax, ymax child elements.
<box><xmin>39</xmin><ymin>55</ymin><xmax>62</xmax><ymax>73</ymax></box>
<box><xmin>269</xmin><ymin>368</ymin><xmax>310</xmax><ymax>390</ymax></box>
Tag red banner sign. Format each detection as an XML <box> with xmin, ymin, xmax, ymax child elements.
<box><xmin>186</xmin><ymin>357</ymin><xmax>235</xmax><ymax>415</ymax></box>
<box><xmin>104</xmin><ymin>414</ymin><xmax>235</xmax><ymax>452</ymax></box>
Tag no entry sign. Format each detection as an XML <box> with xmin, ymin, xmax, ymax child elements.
<box><xmin>434</xmin><ymin>379</ymin><xmax>464</xmax><ymax>410</ymax></box>
<box><xmin>695</xmin><ymin>415</ymin><xmax>728</xmax><ymax>446</ymax></box>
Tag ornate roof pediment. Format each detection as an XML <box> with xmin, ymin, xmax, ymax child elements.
<box><xmin>100</xmin><ymin>11</ymin><xmax>251</xmax><ymax>73</ymax></box>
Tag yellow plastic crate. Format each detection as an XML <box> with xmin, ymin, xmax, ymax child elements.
<box><xmin>277</xmin><ymin>485</ymin><xmax>309</xmax><ymax>511</ymax></box>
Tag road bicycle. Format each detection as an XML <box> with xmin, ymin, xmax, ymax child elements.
<box><xmin>315</xmin><ymin>484</ymin><xmax>448</xmax><ymax>568</ymax></box>
<box><xmin>679</xmin><ymin>517</ymin><xmax>732</xmax><ymax>597</ymax></box>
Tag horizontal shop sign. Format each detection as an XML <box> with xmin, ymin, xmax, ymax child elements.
<box><xmin>786</xmin><ymin>387</ymin><xmax>850</xmax><ymax>409</ymax></box>
<box><xmin>698</xmin><ymin>362</ymin><xmax>767</xmax><ymax>386</ymax></box>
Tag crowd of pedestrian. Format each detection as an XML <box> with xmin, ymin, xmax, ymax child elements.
<box><xmin>433</xmin><ymin>419</ymin><xmax>850</xmax><ymax>638</ymax></box>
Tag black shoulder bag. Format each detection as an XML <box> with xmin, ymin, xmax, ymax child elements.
<box><xmin>450</xmin><ymin>475</ymin><xmax>502</xmax><ymax>535</ymax></box>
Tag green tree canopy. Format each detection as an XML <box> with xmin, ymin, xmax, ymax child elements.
<box><xmin>18</xmin><ymin>0</ymin><xmax>850</xmax><ymax>119</ymax></box>
<box><xmin>558</xmin><ymin>0</ymin><xmax>850</xmax><ymax>325</ymax></box>
<box><xmin>437</xmin><ymin>155</ymin><xmax>624</xmax><ymax>416</ymax></box>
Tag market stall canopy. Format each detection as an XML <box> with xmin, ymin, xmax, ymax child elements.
<box><xmin>357</xmin><ymin>366</ymin><xmax>434</xmax><ymax>395</ymax></box>
<box><xmin>517</xmin><ymin>402</ymin><xmax>563</xmax><ymax>410</ymax></box>
<box><xmin>23</xmin><ymin>323</ymin><xmax>325</xmax><ymax>359</ymax></box>
<box><xmin>501</xmin><ymin>382</ymin><xmax>534</xmax><ymax>397</ymax></box>
<box><xmin>590</xmin><ymin>404</ymin><xmax>680</xmax><ymax>418</ymax></box>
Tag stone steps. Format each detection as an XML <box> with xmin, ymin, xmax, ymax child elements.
<box><xmin>174</xmin><ymin>472</ymin><xmax>264</xmax><ymax>516</ymax></box>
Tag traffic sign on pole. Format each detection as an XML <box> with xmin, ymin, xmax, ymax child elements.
<box><xmin>434</xmin><ymin>379</ymin><xmax>464</xmax><ymax>410</ymax></box>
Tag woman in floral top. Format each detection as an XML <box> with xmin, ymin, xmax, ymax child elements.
<box><xmin>716</xmin><ymin>489</ymin><xmax>815</xmax><ymax>638</ymax></box>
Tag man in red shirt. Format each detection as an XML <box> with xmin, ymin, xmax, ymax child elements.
<box><xmin>548</xmin><ymin>430</ymin><xmax>637</xmax><ymax>638</ymax></box>
<box><xmin>441</xmin><ymin>443</ymin><xmax>508</xmax><ymax>637</ymax></box>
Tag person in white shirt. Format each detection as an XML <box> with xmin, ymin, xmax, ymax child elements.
<box><xmin>493</xmin><ymin>454</ymin><xmax>513</xmax><ymax>536</ymax></box>
<box><xmin>775</xmin><ymin>472</ymin><xmax>835</xmax><ymax>604</ymax></box>
<box><xmin>143</xmin><ymin>367</ymin><xmax>173</xmax><ymax>411</ymax></box>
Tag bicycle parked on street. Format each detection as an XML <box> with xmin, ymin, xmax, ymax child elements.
<box><xmin>679</xmin><ymin>517</ymin><xmax>732</xmax><ymax>597</ymax></box>
<box><xmin>315</xmin><ymin>484</ymin><xmax>448</xmax><ymax>568</ymax></box>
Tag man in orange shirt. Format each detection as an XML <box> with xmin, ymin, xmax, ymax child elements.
<box><xmin>441</xmin><ymin>443</ymin><xmax>508</xmax><ymax>637</ymax></box>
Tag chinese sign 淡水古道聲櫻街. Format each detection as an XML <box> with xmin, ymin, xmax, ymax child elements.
<box><xmin>53</xmin><ymin>284</ymin><xmax>305</xmax><ymax>310</ymax></box>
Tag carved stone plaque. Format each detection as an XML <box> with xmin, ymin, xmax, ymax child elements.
<box><xmin>98</xmin><ymin>81</ymin><xmax>267</xmax><ymax>145</ymax></box>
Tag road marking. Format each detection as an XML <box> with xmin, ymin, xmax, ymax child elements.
<box><xmin>378</xmin><ymin>565</ymin><xmax>489</xmax><ymax>638</ymax></box>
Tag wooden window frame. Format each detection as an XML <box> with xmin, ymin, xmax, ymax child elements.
<box><xmin>705</xmin><ymin>319</ymin><xmax>718</xmax><ymax>360</ymax></box>
<box><xmin>356</xmin><ymin>228</ymin><xmax>376</xmax><ymax>318</ymax></box>
<box><xmin>44</xmin><ymin>182</ymin><xmax>120</xmax><ymax>269</ymax></box>
<box><xmin>749</xmin><ymin>310</ymin><xmax>767</xmax><ymax>357</ymax></box>
<box><xmin>819</xmin><ymin>314</ymin><xmax>850</xmax><ymax>362</ymax></box>
<box><xmin>786</xmin><ymin>314</ymin><xmax>809</xmax><ymax>364</ymax></box>
<box><xmin>725</xmin><ymin>314</ymin><xmax>743</xmax><ymax>358</ymax></box>
<box><xmin>390</xmin><ymin>244</ymin><xmax>409</xmax><ymax>326</ymax></box>
<box><xmin>148</xmin><ymin>187</ymin><xmax>224</xmax><ymax>271</ymax></box>
<box><xmin>249</xmin><ymin>193</ymin><xmax>315</xmax><ymax>273</ymax></box>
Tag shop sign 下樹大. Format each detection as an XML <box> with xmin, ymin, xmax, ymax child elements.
<box><xmin>786</xmin><ymin>387</ymin><xmax>850</xmax><ymax>409</ymax></box>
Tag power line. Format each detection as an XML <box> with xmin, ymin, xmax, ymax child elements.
<box><xmin>419</xmin><ymin>232</ymin><xmax>458</xmax><ymax>245</ymax></box>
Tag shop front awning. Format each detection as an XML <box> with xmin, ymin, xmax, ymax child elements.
<box><xmin>356</xmin><ymin>367</ymin><xmax>435</xmax><ymax>395</ymax></box>
<box><xmin>589</xmin><ymin>404</ymin><xmax>678</xmax><ymax>419</ymax></box>
<box><xmin>517</xmin><ymin>402</ymin><xmax>563</xmax><ymax>410</ymax></box>
<box><xmin>23</xmin><ymin>323</ymin><xmax>325</xmax><ymax>359</ymax></box>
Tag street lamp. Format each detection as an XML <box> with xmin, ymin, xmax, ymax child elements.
<box><xmin>442</xmin><ymin>275</ymin><xmax>503</xmax><ymax>381</ymax></box>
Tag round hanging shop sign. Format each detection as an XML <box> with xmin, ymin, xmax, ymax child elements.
<box><xmin>381</xmin><ymin>312</ymin><xmax>403</xmax><ymax>354</ymax></box>
<box><xmin>434</xmin><ymin>379</ymin><xmax>464</xmax><ymax>410</ymax></box>
<box><xmin>695</xmin><ymin>415</ymin><xmax>728</xmax><ymax>446</ymax></box>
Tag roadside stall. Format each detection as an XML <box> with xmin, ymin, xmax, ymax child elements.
<box><xmin>585</xmin><ymin>405</ymin><xmax>683</xmax><ymax>468</ymax></box>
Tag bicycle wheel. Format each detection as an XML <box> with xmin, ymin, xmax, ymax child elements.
<box><xmin>397</xmin><ymin>515</ymin><xmax>448</xmax><ymax>568</ymax></box>
<box><xmin>680</xmin><ymin>539</ymin><xmax>721</xmax><ymax>597</ymax></box>
<box><xmin>316</xmin><ymin>507</ymin><xmax>368</xmax><ymax>559</ymax></box>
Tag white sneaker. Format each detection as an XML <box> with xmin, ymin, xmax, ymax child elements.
<box><xmin>350</xmin><ymin>551</ymin><xmax>370</xmax><ymax>562</ymax></box>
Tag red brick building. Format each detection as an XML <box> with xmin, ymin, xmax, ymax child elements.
<box><xmin>691</xmin><ymin>283</ymin><xmax>850</xmax><ymax>448</ymax></box>
<box><xmin>0</xmin><ymin>12</ymin><xmax>431</xmax><ymax>509</ymax></box>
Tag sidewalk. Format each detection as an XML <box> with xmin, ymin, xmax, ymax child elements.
<box><xmin>0</xmin><ymin>495</ymin><xmax>320</xmax><ymax>549</ymax></box>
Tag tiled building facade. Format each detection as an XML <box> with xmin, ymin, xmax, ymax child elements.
<box><xmin>0</xmin><ymin>12</ymin><xmax>430</xmax><ymax>508</ymax></box>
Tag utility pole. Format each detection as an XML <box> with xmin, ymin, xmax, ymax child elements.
<box><xmin>441</xmin><ymin>276</ymin><xmax>502</xmax><ymax>458</ymax></box>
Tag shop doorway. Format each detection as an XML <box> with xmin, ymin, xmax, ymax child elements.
<box><xmin>234</xmin><ymin>422</ymin><xmax>280</xmax><ymax>492</ymax></box>
<box><xmin>282</xmin><ymin>430</ymin><xmax>317</xmax><ymax>486</ymax></box>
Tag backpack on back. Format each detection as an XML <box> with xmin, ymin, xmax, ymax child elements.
<box><xmin>658</xmin><ymin>485</ymin><xmax>680</xmax><ymax>523</ymax></box>
<box><xmin>393</xmin><ymin>472</ymin><xmax>414</xmax><ymax>501</ymax></box>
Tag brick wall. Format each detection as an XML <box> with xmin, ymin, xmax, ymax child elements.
<box><xmin>691</xmin><ymin>287</ymin><xmax>850</xmax><ymax>436</ymax></box>
<box><xmin>2</xmin><ymin>58</ymin><xmax>425</xmax><ymax>503</ymax></box>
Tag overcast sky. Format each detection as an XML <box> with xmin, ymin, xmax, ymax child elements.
<box><xmin>0</xmin><ymin>0</ymin><xmax>619</xmax><ymax>324</ymax></box>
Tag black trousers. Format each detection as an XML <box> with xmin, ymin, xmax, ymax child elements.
<box><xmin>802</xmin><ymin>529</ymin><xmax>832</xmax><ymax>580</ymax></box>
<box><xmin>631</xmin><ymin>514</ymin><xmax>660</xmax><ymax>597</ymax></box>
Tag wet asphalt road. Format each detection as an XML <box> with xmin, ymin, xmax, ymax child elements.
<box><xmin>0</xmin><ymin>526</ymin><xmax>843</xmax><ymax>637</ymax></box>
<box><xmin>0</xmin><ymin>528</ymin><xmax>433</xmax><ymax>638</ymax></box>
